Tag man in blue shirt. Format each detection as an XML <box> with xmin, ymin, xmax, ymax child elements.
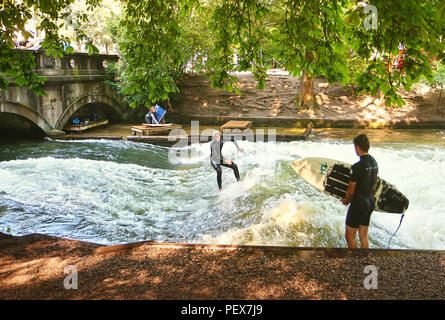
<box><xmin>145</xmin><ymin>106</ymin><xmax>158</xmax><ymax>124</ymax></box>
<box><xmin>145</xmin><ymin>104</ymin><xmax>165</xmax><ymax>124</ymax></box>
<box><xmin>341</xmin><ymin>134</ymin><xmax>378</xmax><ymax>248</ymax></box>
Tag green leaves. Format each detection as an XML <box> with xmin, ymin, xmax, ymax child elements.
<box><xmin>428</xmin><ymin>62</ymin><xmax>445</xmax><ymax>91</ymax></box>
<box><xmin>85</xmin><ymin>42</ymin><xmax>99</xmax><ymax>55</ymax></box>
<box><xmin>113</xmin><ymin>0</ymin><xmax>444</xmax><ymax>109</ymax></box>
<box><xmin>278</xmin><ymin>0</ymin><xmax>349</xmax><ymax>86</ymax></box>
<box><xmin>345</xmin><ymin>0</ymin><xmax>445</xmax><ymax>106</ymax></box>
<box><xmin>3</xmin><ymin>0</ymin><xmax>442</xmax><ymax>109</ymax></box>
<box><xmin>1</xmin><ymin>0</ymin><xmax>102</xmax><ymax>95</ymax></box>
<box><xmin>207</xmin><ymin>0</ymin><xmax>269</xmax><ymax>92</ymax></box>
<box><xmin>113</xmin><ymin>0</ymin><xmax>191</xmax><ymax>107</ymax></box>
<box><xmin>0</xmin><ymin>47</ymin><xmax>47</xmax><ymax>96</ymax></box>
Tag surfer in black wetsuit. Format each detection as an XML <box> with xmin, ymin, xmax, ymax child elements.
<box><xmin>210</xmin><ymin>130</ymin><xmax>244</xmax><ymax>191</ymax></box>
<box><xmin>341</xmin><ymin>134</ymin><xmax>378</xmax><ymax>249</ymax></box>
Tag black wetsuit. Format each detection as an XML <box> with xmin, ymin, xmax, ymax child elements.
<box><xmin>210</xmin><ymin>137</ymin><xmax>240</xmax><ymax>190</ymax></box>
<box><xmin>346</xmin><ymin>154</ymin><xmax>378</xmax><ymax>228</ymax></box>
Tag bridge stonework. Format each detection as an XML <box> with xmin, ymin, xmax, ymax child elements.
<box><xmin>0</xmin><ymin>50</ymin><xmax>126</xmax><ymax>137</ymax></box>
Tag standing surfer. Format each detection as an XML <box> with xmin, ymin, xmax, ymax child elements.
<box><xmin>341</xmin><ymin>134</ymin><xmax>378</xmax><ymax>248</ymax></box>
<box><xmin>210</xmin><ymin>130</ymin><xmax>244</xmax><ymax>191</ymax></box>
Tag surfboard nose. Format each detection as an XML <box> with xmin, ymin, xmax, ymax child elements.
<box><xmin>289</xmin><ymin>159</ymin><xmax>305</xmax><ymax>174</ymax></box>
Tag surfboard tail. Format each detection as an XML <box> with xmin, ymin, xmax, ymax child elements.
<box><xmin>290</xmin><ymin>157</ymin><xmax>409</xmax><ymax>214</ymax></box>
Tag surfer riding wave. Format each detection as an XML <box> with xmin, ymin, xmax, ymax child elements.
<box><xmin>210</xmin><ymin>130</ymin><xmax>244</xmax><ymax>191</ymax></box>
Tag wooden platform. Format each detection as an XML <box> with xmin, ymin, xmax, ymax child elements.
<box><xmin>131</xmin><ymin>124</ymin><xmax>182</xmax><ymax>136</ymax></box>
<box><xmin>64</xmin><ymin>120</ymin><xmax>109</xmax><ymax>132</ymax></box>
<box><xmin>127</xmin><ymin>133</ymin><xmax>308</xmax><ymax>146</ymax></box>
<box><xmin>220</xmin><ymin>120</ymin><xmax>252</xmax><ymax>132</ymax></box>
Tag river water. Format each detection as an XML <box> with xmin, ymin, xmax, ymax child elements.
<box><xmin>1</xmin><ymin>128</ymin><xmax>444</xmax><ymax>250</ymax></box>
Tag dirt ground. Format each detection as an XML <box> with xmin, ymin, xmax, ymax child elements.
<box><xmin>174</xmin><ymin>72</ymin><xmax>445</xmax><ymax>124</ymax></box>
<box><xmin>0</xmin><ymin>233</ymin><xmax>444</xmax><ymax>300</ymax></box>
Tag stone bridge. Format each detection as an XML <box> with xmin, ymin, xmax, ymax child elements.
<box><xmin>0</xmin><ymin>50</ymin><xmax>127</xmax><ymax>138</ymax></box>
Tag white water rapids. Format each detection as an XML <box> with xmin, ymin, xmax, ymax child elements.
<box><xmin>0</xmin><ymin>130</ymin><xmax>444</xmax><ymax>249</ymax></box>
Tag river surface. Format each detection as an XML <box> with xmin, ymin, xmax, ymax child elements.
<box><xmin>1</xmin><ymin>128</ymin><xmax>444</xmax><ymax>250</ymax></box>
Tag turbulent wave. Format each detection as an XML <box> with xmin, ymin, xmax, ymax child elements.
<box><xmin>0</xmin><ymin>135</ymin><xmax>444</xmax><ymax>249</ymax></box>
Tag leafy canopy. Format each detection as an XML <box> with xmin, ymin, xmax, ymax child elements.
<box><xmin>112</xmin><ymin>0</ymin><xmax>199</xmax><ymax>108</ymax></box>
<box><xmin>0</xmin><ymin>0</ymin><xmax>100</xmax><ymax>95</ymax></box>
<box><xmin>1</xmin><ymin>0</ymin><xmax>444</xmax><ymax>108</ymax></box>
<box><xmin>345</xmin><ymin>0</ymin><xmax>445</xmax><ymax>106</ymax></box>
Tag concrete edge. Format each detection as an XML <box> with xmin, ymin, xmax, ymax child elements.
<box><xmin>93</xmin><ymin>239</ymin><xmax>445</xmax><ymax>258</ymax></box>
<box><xmin>2</xmin><ymin>232</ymin><xmax>443</xmax><ymax>261</ymax></box>
<box><xmin>168</xmin><ymin>113</ymin><xmax>445</xmax><ymax>129</ymax></box>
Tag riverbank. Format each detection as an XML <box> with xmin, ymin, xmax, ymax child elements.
<box><xmin>56</xmin><ymin>123</ymin><xmax>445</xmax><ymax>149</ymax></box>
<box><xmin>58</xmin><ymin>123</ymin><xmax>311</xmax><ymax>145</ymax></box>
<box><xmin>0</xmin><ymin>232</ymin><xmax>443</xmax><ymax>300</ymax></box>
<box><xmin>173</xmin><ymin>73</ymin><xmax>445</xmax><ymax>128</ymax></box>
<box><xmin>53</xmin><ymin>73</ymin><xmax>445</xmax><ymax>142</ymax></box>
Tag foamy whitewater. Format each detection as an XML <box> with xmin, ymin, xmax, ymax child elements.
<box><xmin>0</xmin><ymin>131</ymin><xmax>444</xmax><ymax>250</ymax></box>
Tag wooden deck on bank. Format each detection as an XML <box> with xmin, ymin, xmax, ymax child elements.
<box><xmin>58</xmin><ymin>133</ymin><xmax>309</xmax><ymax>145</ymax></box>
<box><xmin>130</xmin><ymin>124</ymin><xmax>182</xmax><ymax>136</ymax></box>
<box><xmin>64</xmin><ymin>120</ymin><xmax>109</xmax><ymax>132</ymax></box>
<box><xmin>126</xmin><ymin>132</ymin><xmax>309</xmax><ymax>145</ymax></box>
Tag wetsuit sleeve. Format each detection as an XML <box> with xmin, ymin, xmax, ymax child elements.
<box><xmin>350</xmin><ymin>162</ymin><xmax>363</xmax><ymax>183</ymax></box>
<box><xmin>231</xmin><ymin>136</ymin><xmax>239</xmax><ymax>148</ymax></box>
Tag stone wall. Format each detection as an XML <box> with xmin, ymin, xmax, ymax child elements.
<box><xmin>0</xmin><ymin>50</ymin><xmax>126</xmax><ymax>137</ymax></box>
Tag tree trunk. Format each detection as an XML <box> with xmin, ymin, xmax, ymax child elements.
<box><xmin>378</xmin><ymin>89</ymin><xmax>385</xmax><ymax>106</ymax></box>
<box><xmin>297</xmin><ymin>69</ymin><xmax>316</xmax><ymax>109</ymax></box>
<box><xmin>166</xmin><ymin>98</ymin><xmax>173</xmax><ymax>112</ymax></box>
<box><xmin>437</xmin><ymin>90</ymin><xmax>443</xmax><ymax>112</ymax></box>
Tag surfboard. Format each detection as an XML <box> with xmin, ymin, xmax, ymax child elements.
<box><xmin>142</xmin><ymin>123</ymin><xmax>174</xmax><ymax>127</ymax></box>
<box><xmin>290</xmin><ymin>157</ymin><xmax>409</xmax><ymax>214</ymax></box>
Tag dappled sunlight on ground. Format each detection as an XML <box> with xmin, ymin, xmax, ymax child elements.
<box><xmin>175</xmin><ymin>74</ymin><xmax>445</xmax><ymax>125</ymax></box>
<box><xmin>1</xmin><ymin>233</ymin><xmax>443</xmax><ymax>300</ymax></box>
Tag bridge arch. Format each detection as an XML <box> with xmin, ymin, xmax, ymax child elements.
<box><xmin>0</xmin><ymin>100</ymin><xmax>53</xmax><ymax>136</ymax></box>
<box><xmin>55</xmin><ymin>93</ymin><xmax>126</xmax><ymax>130</ymax></box>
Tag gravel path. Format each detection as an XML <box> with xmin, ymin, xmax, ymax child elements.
<box><xmin>0</xmin><ymin>233</ymin><xmax>443</xmax><ymax>300</ymax></box>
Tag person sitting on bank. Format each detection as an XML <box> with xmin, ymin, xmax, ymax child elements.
<box><xmin>145</xmin><ymin>106</ymin><xmax>158</xmax><ymax>124</ymax></box>
<box><xmin>145</xmin><ymin>104</ymin><xmax>166</xmax><ymax>125</ymax></box>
